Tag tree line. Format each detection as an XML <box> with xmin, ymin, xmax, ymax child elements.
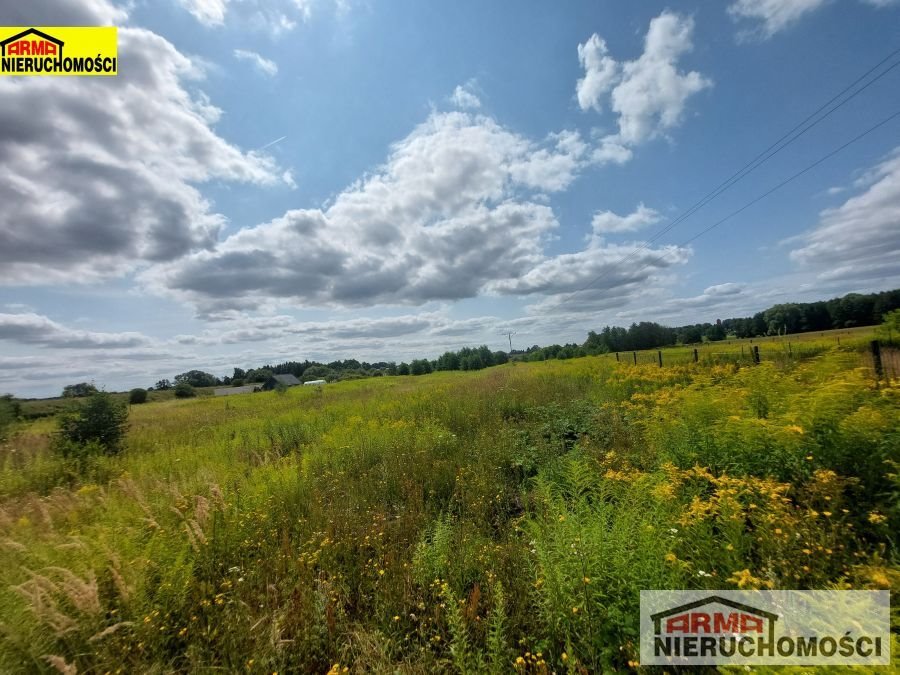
<box><xmin>582</xmin><ymin>288</ymin><xmax>900</xmax><ymax>354</ymax></box>
<box><xmin>49</xmin><ymin>287</ymin><xmax>900</xmax><ymax>399</ymax></box>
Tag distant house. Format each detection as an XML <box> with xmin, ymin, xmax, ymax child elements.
<box><xmin>261</xmin><ymin>374</ymin><xmax>301</xmax><ymax>390</ymax></box>
<box><xmin>214</xmin><ymin>384</ymin><xmax>259</xmax><ymax>397</ymax></box>
<box><xmin>304</xmin><ymin>379</ymin><xmax>327</xmax><ymax>386</ymax></box>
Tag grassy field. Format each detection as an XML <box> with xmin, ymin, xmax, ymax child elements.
<box><xmin>0</xmin><ymin>338</ymin><xmax>898</xmax><ymax>672</ymax></box>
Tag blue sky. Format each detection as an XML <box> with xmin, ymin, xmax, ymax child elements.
<box><xmin>2</xmin><ymin>0</ymin><xmax>900</xmax><ymax>397</ymax></box>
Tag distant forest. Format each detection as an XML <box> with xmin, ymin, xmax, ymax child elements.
<box><xmin>156</xmin><ymin>288</ymin><xmax>899</xmax><ymax>389</ymax></box>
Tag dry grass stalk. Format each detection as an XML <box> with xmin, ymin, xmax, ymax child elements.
<box><xmin>117</xmin><ymin>477</ymin><xmax>160</xmax><ymax>530</ymax></box>
<box><xmin>42</xmin><ymin>655</ymin><xmax>77</xmax><ymax>674</ymax></box>
<box><xmin>12</xmin><ymin>572</ymin><xmax>77</xmax><ymax>637</ymax></box>
<box><xmin>88</xmin><ymin>621</ymin><xmax>134</xmax><ymax>642</ymax></box>
<box><xmin>43</xmin><ymin>567</ymin><xmax>102</xmax><ymax>616</ymax></box>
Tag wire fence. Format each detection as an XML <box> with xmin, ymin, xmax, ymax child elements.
<box><xmin>606</xmin><ymin>339</ymin><xmax>899</xmax><ymax>384</ymax></box>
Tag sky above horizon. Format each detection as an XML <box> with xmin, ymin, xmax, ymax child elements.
<box><xmin>1</xmin><ymin>0</ymin><xmax>900</xmax><ymax>398</ymax></box>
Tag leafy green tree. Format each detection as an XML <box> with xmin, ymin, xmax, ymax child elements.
<box><xmin>398</xmin><ymin>362</ymin><xmax>410</xmax><ymax>375</ymax></box>
<box><xmin>877</xmin><ymin>309</ymin><xmax>900</xmax><ymax>344</ymax></box>
<box><xmin>174</xmin><ymin>382</ymin><xmax>196</xmax><ymax>398</ymax></box>
<box><xmin>174</xmin><ymin>370</ymin><xmax>219</xmax><ymax>387</ymax></box>
<box><xmin>56</xmin><ymin>392</ymin><xmax>128</xmax><ymax>456</ymax></box>
<box><xmin>129</xmin><ymin>388</ymin><xmax>148</xmax><ymax>404</ymax></box>
<box><xmin>0</xmin><ymin>394</ymin><xmax>19</xmax><ymax>440</ymax></box>
<box><xmin>62</xmin><ymin>382</ymin><xmax>98</xmax><ymax>398</ymax></box>
<box><xmin>155</xmin><ymin>379</ymin><xmax>172</xmax><ymax>390</ymax></box>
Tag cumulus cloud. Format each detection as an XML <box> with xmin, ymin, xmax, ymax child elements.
<box><xmin>728</xmin><ymin>0</ymin><xmax>827</xmax><ymax>39</ymax></box>
<box><xmin>233</xmin><ymin>49</ymin><xmax>279</xmax><ymax>76</ymax></box>
<box><xmin>177</xmin><ymin>0</ymin><xmax>229</xmax><ymax>26</ymax></box>
<box><xmin>0</xmin><ymin>21</ymin><xmax>290</xmax><ymax>284</ymax></box>
<box><xmin>0</xmin><ymin>313</ymin><xmax>150</xmax><ymax>349</ymax></box>
<box><xmin>576</xmin><ymin>12</ymin><xmax>711</xmax><ymax>154</ymax></box>
<box><xmin>591</xmin><ymin>203</ymin><xmax>662</xmax><ymax>234</ymax></box>
<box><xmin>730</xmin><ymin>0</ymin><xmax>900</xmax><ymax>39</ymax></box>
<box><xmin>176</xmin><ymin>0</ymin><xmax>344</xmax><ymax>30</ymax></box>
<box><xmin>0</xmin><ymin>0</ymin><xmax>126</xmax><ymax>25</ymax></box>
<box><xmin>450</xmin><ymin>83</ymin><xmax>482</xmax><ymax>110</ymax></box>
<box><xmin>576</xmin><ymin>34</ymin><xmax>619</xmax><ymax>112</ymax></box>
<box><xmin>610</xmin><ymin>13</ymin><xmax>712</xmax><ymax>146</ymax></box>
<box><xmin>492</xmin><ymin>240</ymin><xmax>690</xmax><ymax>300</ymax></box>
<box><xmin>789</xmin><ymin>148</ymin><xmax>900</xmax><ymax>284</ymax></box>
<box><xmin>146</xmin><ymin>111</ymin><xmax>603</xmax><ymax>313</ymax></box>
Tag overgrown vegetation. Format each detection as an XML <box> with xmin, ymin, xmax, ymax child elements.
<box><xmin>128</xmin><ymin>388</ymin><xmax>148</xmax><ymax>405</ymax></box>
<box><xmin>0</xmin><ymin>338</ymin><xmax>896</xmax><ymax>672</ymax></box>
<box><xmin>55</xmin><ymin>392</ymin><xmax>129</xmax><ymax>458</ymax></box>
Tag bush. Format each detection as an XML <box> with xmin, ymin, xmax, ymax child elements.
<box><xmin>174</xmin><ymin>382</ymin><xmax>196</xmax><ymax>398</ymax></box>
<box><xmin>0</xmin><ymin>394</ymin><xmax>19</xmax><ymax>440</ymax></box>
<box><xmin>129</xmin><ymin>388</ymin><xmax>148</xmax><ymax>404</ymax></box>
<box><xmin>56</xmin><ymin>392</ymin><xmax>128</xmax><ymax>457</ymax></box>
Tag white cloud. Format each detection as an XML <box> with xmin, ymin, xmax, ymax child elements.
<box><xmin>450</xmin><ymin>83</ymin><xmax>482</xmax><ymax>110</ymax></box>
<box><xmin>729</xmin><ymin>0</ymin><xmax>827</xmax><ymax>38</ymax></box>
<box><xmin>576</xmin><ymin>12</ymin><xmax>711</xmax><ymax>154</ymax></box>
<box><xmin>789</xmin><ymin>148</ymin><xmax>900</xmax><ymax>285</ymax></box>
<box><xmin>730</xmin><ymin>0</ymin><xmax>898</xmax><ymax>39</ymax></box>
<box><xmin>591</xmin><ymin>203</ymin><xmax>662</xmax><ymax>234</ymax></box>
<box><xmin>233</xmin><ymin>49</ymin><xmax>279</xmax><ymax>76</ymax></box>
<box><xmin>0</xmin><ymin>0</ymin><xmax>126</xmax><ymax>25</ymax></box>
<box><xmin>178</xmin><ymin>0</ymin><xmax>229</xmax><ymax>26</ymax></box>
<box><xmin>144</xmin><ymin>110</ymin><xmax>671</xmax><ymax>314</ymax></box>
<box><xmin>576</xmin><ymin>34</ymin><xmax>619</xmax><ymax>112</ymax></box>
<box><xmin>610</xmin><ymin>13</ymin><xmax>712</xmax><ymax>145</ymax></box>
<box><xmin>0</xmin><ymin>313</ymin><xmax>150</xmax><ymax>349</ymax></box>
<box><xmin>0</xmin><ymin>26</ymin><xmax>290</xmax><ymax>285</ymax></box>
<box><xmin>492</xmin><ymin>240</ymin><xmax>690</xmax><ymax>300</ymax></box>
<box><xmin>176</xmin><ymin>0</ymin><xmax>347</xmax><ymax>29</ymax></box>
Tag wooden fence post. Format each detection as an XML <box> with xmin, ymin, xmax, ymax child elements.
<box><xmin>633</xmin><ymin>352</ymin><xmax>637</xmax><ymax>365</ymax></box>
<box><xmin>658</xmin><ymin>351</ymin><xmax>663</xmax><ymax>367</ymax></box>
<box><xmin>693</xmin><ymin>348</ymin><xmax>699</xmax><ymax>363</ymax></box>
<box><xmin>615</xmin><ymin>352</ymin><xmax>619</xmax><ymax>362</ymax></box>
<box><xmin>788</xmin><ymin>342</ymin><xmax>792</xmax><ymax>357</ymax></box>
<box><xmin>871</xmin><ymin>340</ymin><xmax>883</xmax><ymax>380</ymax></box>
<box><xmin>753</xmin><ymin>345</ymin><xmax>760</xmax><ymax>364</ymax></box>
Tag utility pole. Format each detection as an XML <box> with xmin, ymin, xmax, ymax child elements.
<box><xmin>501</xmin><ymin>331</ymin><xmax>516</xmax><ymax>353</ymax></box>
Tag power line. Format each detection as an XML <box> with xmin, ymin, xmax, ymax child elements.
<box><xmin>576</xmin><ymin>107</ymin><xmax>900</xmax><ymax>304</ymax></box>
<box><xmin>557</xmin><ymin>44</ymin><xmax>900</xmax><ymax>308</ymax></box>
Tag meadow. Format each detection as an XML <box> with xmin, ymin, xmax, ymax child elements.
<box><xmin>0</xmin><ymin>336</ymin><xmax>897</xmax><ymax>673</ymax></box>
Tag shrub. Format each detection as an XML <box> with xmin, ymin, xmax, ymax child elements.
<box><xmin>0</xmin><ymin>394</ymin><xmax>19</xmax><ymax>439</ymax></box>
<box><xmin>174</xmin><ymin>382</ymin><xmax>196</xmax><ymax>398</ymax></box>
<box><xmin>128</xmin><ymin>388</ymin><xmax>148</xmax><ymax>404</ymax></box>
<box><xmin>56</xmin><ymin>391</ymin><xmax>128</xmax><ymax>457</ymax></box>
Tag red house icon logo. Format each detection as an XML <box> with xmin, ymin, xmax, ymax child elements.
<box><xmin>0</xmin><ymin>28</ymin><xmax>64</xmax><ymax>58</ymax></box>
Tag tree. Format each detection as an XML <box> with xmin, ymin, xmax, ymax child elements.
<box><xmin>398</xmin><ymin>362</ymin><xmax>410</xmax><ymax>376</ymax></box>
<box><xmin>57</xmin><ymin>392</ymin><xmax>128</xmax><ymax>456</ymax></box>
<box><xmin>877</xmin><ymin>308</ymin><xmax>900</xmax><ymax>345</ymax></box>
<box><xmin>174</xmin><ymin>382</ymin><xmax>196</xmax><ymax>398</ymax></box>
<box><xmin>0</xmin><ymin>394</ymin><xmax>19</xmax><ymax>440</ymax></box>
<box><xmin>174</xmin><ymin>370</ymin><xmax>219</xmax><ymax>387</ymax></box>
<box><xmin>62</xmin><ymin>382</ymin><xmax>98</xmax><ymax>398</ymax></box>
<box><xmin>155</xmin><ymin>379</ymin><xmax>172</xmax><ymax>390</ymax></box>
<box><xmin>129</xmin><ymin>388</ymin><xmax>148</xmax><ymax>404</ymax></box>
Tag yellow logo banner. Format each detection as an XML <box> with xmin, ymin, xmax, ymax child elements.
<box><xmin>0</xmin><ymin>27</ymin><xmax>117</xmax><ymax>76</ymax></box>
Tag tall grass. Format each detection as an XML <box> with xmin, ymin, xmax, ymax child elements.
<box><xmin>0</xmin><ymin>345</ymin><xmax>896</xmax><ymax>672</ymax></box>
